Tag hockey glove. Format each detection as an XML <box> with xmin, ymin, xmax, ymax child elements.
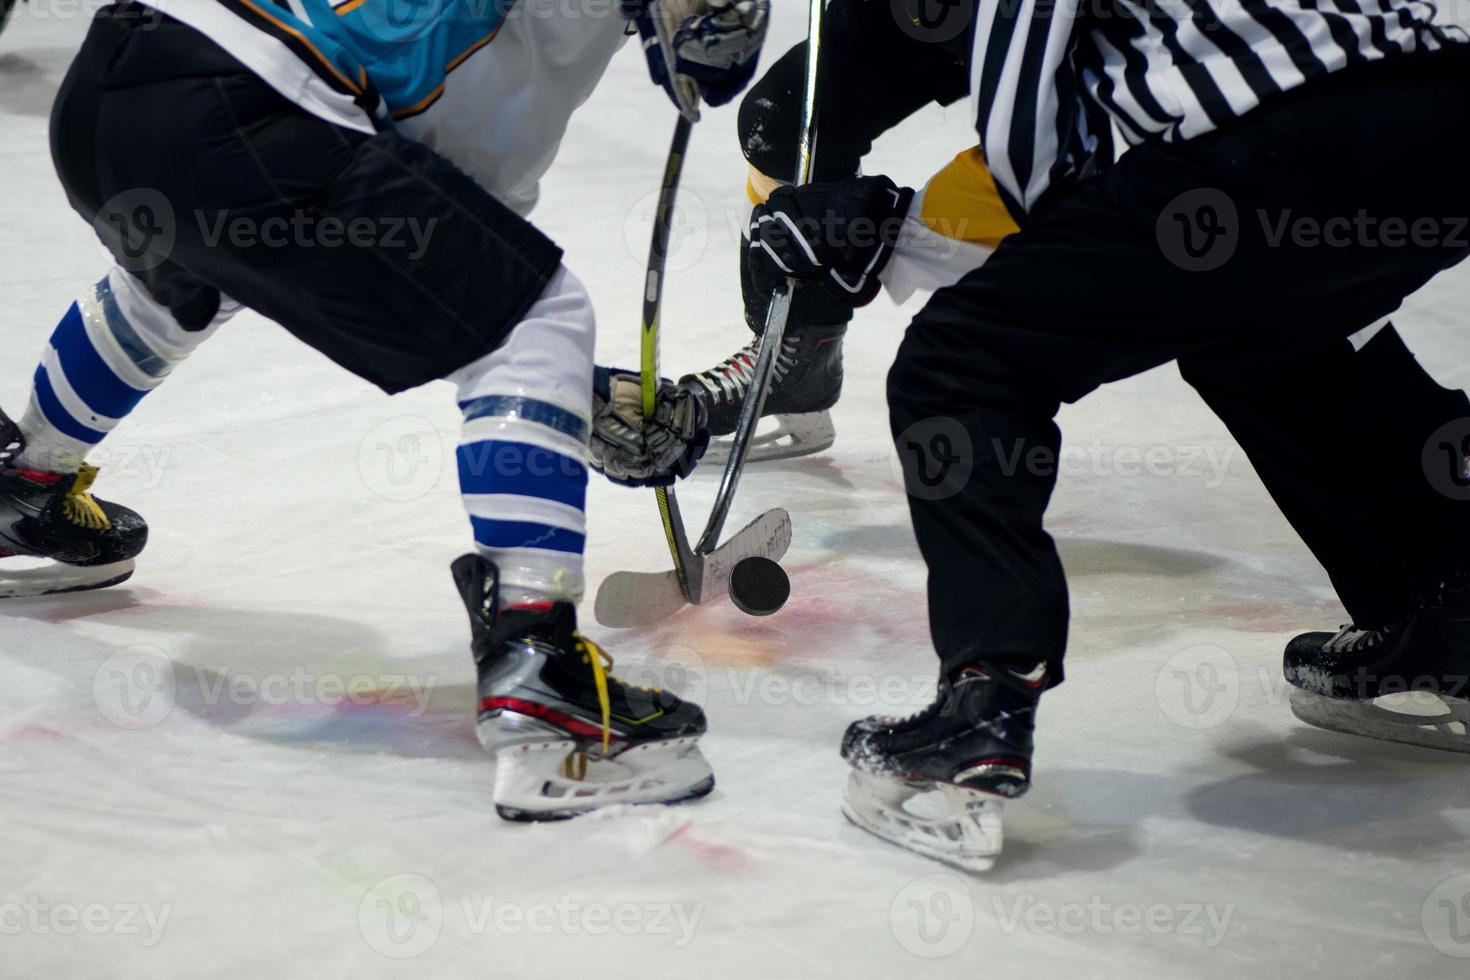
<box><xmin>590</xmin><ymin>367</ymin><xmax>710</xmax><ymax>488</ymax></box>
<box><xmin>624</xmin><ymin>0</ymin><xmax>769</xmax><ymax>121</ymax></box>
<box><xmin>749</xmin><ymin>175</ymin><xmax>915</xmax><ymax>308</ymax></box>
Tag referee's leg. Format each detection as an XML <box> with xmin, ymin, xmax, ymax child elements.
<box><xmin>890</xmin><ymin>52</ymin><xmax>1470</xmax><ymax>681</ymax></box>
<box><xmin>1180</xmin><ymin>327</ymin><xmax>1470</xmax><ymax>629</ymax></box>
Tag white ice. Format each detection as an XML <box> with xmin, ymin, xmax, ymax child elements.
<box><xmin>3</xmin><ymin>5</ymin><xmax>1469</xmax><ymax>978</ymax></box>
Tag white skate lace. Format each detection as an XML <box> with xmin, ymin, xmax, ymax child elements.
<box><xmin>690</xmin><ymin>337</ymin><xmax>801</xmax><ymax>403</ymax></box>
<box><xmin>1324</xmin><ymin>574</ymin><xmax>1467</xmax><ymax>654</ymax></box>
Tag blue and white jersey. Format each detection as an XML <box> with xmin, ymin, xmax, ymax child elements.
<box><xmin>138</xmin><ymin>0</ymin><xmax>629</xmax><ymax>214</ymax></box>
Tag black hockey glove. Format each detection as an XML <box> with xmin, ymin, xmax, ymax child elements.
<box><xmin>624</xmin><ymin>0</ymin><xmax>769</xmax><ymax>120</ymax></box>
<box><xmin>748</xmin><ymin>175</ymin><xmax>915</xmax><ymax>308</ymax></box>
<box><xmin>590</xmin><ymin>367</ymin><xmax>710</xmax><ymax>488</ymax></box>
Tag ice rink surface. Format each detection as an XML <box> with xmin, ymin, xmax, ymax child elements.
<box><xmin>3</xmin><ymin>5</ymin><xmax>1470</xmax><ymax>978</ymax></box>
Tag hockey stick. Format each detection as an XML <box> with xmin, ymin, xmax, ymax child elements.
<box><xmin>594</xmin><ymin>4</ymin><xmax>824</xmax><ymax>627</ymax></box>
<box><xmin>594</xmin><ymin>116</ymin><xmax>793</xmax><ymax>628</ymax></box>
<box><xmin>694</xmin><ymin>0</ymin><xmax>824</xmax><ymax>553</ymax></box>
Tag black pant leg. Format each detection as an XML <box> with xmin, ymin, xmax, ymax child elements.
<box><xmin>890</xmin><ymin>50</ymin><xmax>1470</xmax><ymax>680</ymax></box>
<box><xmin>1180</xmin><ymin>327</ymin><xmax>1470</xmax><ymax>626</ymax></box>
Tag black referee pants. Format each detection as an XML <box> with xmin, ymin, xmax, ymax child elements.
<box><xmin>891</xmin><ymin>48</ymin><xmax>1470</xmax><ymax>684</ymax></box>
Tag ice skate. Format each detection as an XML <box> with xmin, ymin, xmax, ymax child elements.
<box><xmin>680</xmin><ymin>322</ymin><xmax>844</xmax><ymax>464</ymax></box>
<box><xmin>452</xmin><ymin>553</ymin><xmax>714</xmax><ymax>820</ymax></box>
<box><xmin>1284</xmin><ymin>573</ymin><xmax>1470</xmax><ymax>753</ymax></box>
<box><xmin>0</xmin><ymin>408</ymin><xmax>146</xmax><ymax>598</ymax></box>
<box><xmin>840</xmin><ymin>661</ymin><xmax>1046</xmax><ymax>872</ymax></box>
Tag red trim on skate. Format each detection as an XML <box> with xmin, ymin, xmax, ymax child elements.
<box><xmin>505</xmin><ymin>600</ymin><xmax>555</xmax><ymax>614</ymax></box>
<box><xmin>956</xmin><ymin>663</ymin><xmax>1048</xmax><ymax>689</ymax></box>
<box><xmin>478</xmin><ymin>696</ymin><xmax>606</xmax><ymax>737</ymax></box>
<box><xmin>13</xmin><ymin>468</ymin><xmax>64</xmax><ymax>485</ymax></box>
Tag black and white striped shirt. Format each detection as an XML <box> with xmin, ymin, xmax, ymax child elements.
<box><xmin>971</xmin><ymin>0</ymin><xmax>1452</xmax><ymax>221</ymax></box>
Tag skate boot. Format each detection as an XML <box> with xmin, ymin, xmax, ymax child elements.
<box><xmin>679</xmin><ymin>322</ymin><xmax>845</xmax><ymax>463</ymax></box>
<box><xmin>1284</xmin><ymin>573</ymin><xmax>1470</xmax><ymax>753</ymax></box>
<box><xmin>840</xmin><ymin>660</ymin><xmax>1047</xmax><ymax>872</ymax></box>
<box><xmin>0</xmin><ymin>409</ymin><xmax>146</xmax><ymax>598</ymax></box>
<box><xmin>452</xmin><ymin>553</ymin><xmax>714</xmax><ymax>820</ymax></box>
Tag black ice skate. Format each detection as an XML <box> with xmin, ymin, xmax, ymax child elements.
<box><xmin>0</xmin><ymin>409</ymin><xmax>146</xmax><ymax>598</ymax></box>
<box><xmin>1284</xmin><ymin>574</ymin><xmax>1470</xmax><ymax>753</ymax></box>
<box><xmin>678</xmin><ymin>322</ymin><xmax>844</xmax><ymax>463</ymax></box>
<box><xmin>840</xmin><ymin>660</ymin><xmax>1046</xmax><ymax>872</ymax></box>
<box><xmin>452</xmin><ymin>553</ymin><xmax>714</xmax><ymax>820</ymax></box>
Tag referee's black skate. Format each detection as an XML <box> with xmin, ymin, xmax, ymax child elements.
<box><xmin>840</xmin><ymin>660</ymin><xmax>1046</xmax><ymax>872</ymax></box>
<box><xmin>679</xmin><ymin>322</ymin><xmax>844</xmax><ymax>463</ymax></box>
<box><xmin>452</xmin><ymin>553</ymin><xmax>714</xmax><ymax>820</ymax></box>
<box><xmin>0</xmin><ymin>409</ymin><xmax>146</xmax><ymax>598</ymax></box>
<box><xmin>1284</xmin><ymin>573</ymin><xmax>1470</xmax><ymax>753</ymax></box>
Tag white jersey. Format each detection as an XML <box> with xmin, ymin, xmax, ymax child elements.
<box><xmin>138</xmin><ymin>0</ymin><xmax>630</xmax><ymax>218</ymax></box>
<box><xmin>396</xmin><ymin>6</ymin><xmax>630</xmax><ymax>217</ymax></box>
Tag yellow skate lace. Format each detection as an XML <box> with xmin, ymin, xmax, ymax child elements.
<box><xmin>61</xmin><ymin>465</ymin><xmax>110</xmax><ymax>531</ymax></box>
<box><xmin>572</xmin><ymin>633</ymin><xmax>664</xmax><ymax>756</ymax></box>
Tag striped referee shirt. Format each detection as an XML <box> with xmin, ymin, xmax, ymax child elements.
<box><xmin>971</xmin><ymin>0</ymin><xmax>1453</xmax><ymax>221</ymax></box>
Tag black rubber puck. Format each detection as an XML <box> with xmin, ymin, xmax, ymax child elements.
<box><xmin>728</xmin><ymin>556</ymin><xmax>790</xmax><ymax>617</ymax></box>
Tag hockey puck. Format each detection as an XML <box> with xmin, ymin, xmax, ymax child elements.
<box><xmin>728</xmin><ymin>556</ymin><xmax>790</xmax><ymax>617</ymax></box>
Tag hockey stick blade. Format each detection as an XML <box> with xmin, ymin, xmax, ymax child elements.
<box><xmin>594</xmin><ymin>507</ymin><xmax>791</xmax><ymax>628</ymax></box>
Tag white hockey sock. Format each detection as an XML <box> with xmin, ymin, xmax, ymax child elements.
<box><xmin>447</xmin><ymin>265</ymin><xmax>596</xmax><ymax>608</ymax></box>
<box><xmin>16</xmin><ymin>267</ymin><xmax>234</xmax><ymax>473</ymax></box>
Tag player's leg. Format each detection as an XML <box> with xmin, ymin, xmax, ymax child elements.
<box><xmin>0</xmin><ymin>8</ymin><xmax>241</xmax><ymax>596</ymax></box>
<box><xmin>1183</xmin><ymin>329</ymin><xmax>1470</xmax><ymax>750</ymax></box>
<box><xmin>44</xmin><ymin>7</ymin><xmax>712</xmax><ymax>813</ymax></box>
<box><xmin>835</xmin><ymin>50</ymin><xmax>1470</xmax><ymax>865</ymax></box>
<box><xmin>678</xmin><ymin>0</ymin><xmax>970</xmax><ymax>460</ymax></box>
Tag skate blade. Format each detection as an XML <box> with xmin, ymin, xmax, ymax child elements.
<box><xmin>492</xmin><ymin>736</ymin><xmax>715</xmax><ymax>821</ymax></box>
<box><xmin>841</xmin><ymin>769</ymin><xmax>1004</xmax><ymax>873</ymax></box>
<box><xmin>703</xmin><ymin>412</ymin><xmax>836</xmax><ymax>465</ymax></box>
<box><xmin>0</xmin><ymin>559</ymin><xmax>134</xmax><ymax>599</ymax></box>
<box><xmin>1290</xmin><ymin>688</ymin><xmax>1470</xmax><ymax>754</ymax></box>
<box><xmin>593</xmin><ymin>507</ymin><xmax>791</xmax><ymax>628</ymax></box>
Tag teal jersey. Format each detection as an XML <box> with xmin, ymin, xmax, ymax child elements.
<box><xmin>235</xmin><ymin>0</ymin><xmax>511</xmax><ymax>120</ymax></box>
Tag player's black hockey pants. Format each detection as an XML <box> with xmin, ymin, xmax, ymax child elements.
<box><xmin>50</xmin><ymin>5</ymin><xmax>561</xmax><ymax>394</ymax></box>
<box><xmin>890</xmin><ymin>48</ymin><xmax>1470</xmax><ymax>684</ymax></box>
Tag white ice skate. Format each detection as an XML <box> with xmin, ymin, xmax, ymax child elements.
<box><xmin>842</xmin><ymin>769</ymin><xmax>1006</xmax><ymax>872</ymax></box>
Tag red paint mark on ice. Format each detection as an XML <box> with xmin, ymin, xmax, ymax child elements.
<box><xmin>0</xmin><ymin>724</ymin><xmax>68</xmax><ymax>743</ymax></box>
<box><xmin>666</xmin><ymin>824</ymin><xmax>757</xmax><ymax>875</ymax></box>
